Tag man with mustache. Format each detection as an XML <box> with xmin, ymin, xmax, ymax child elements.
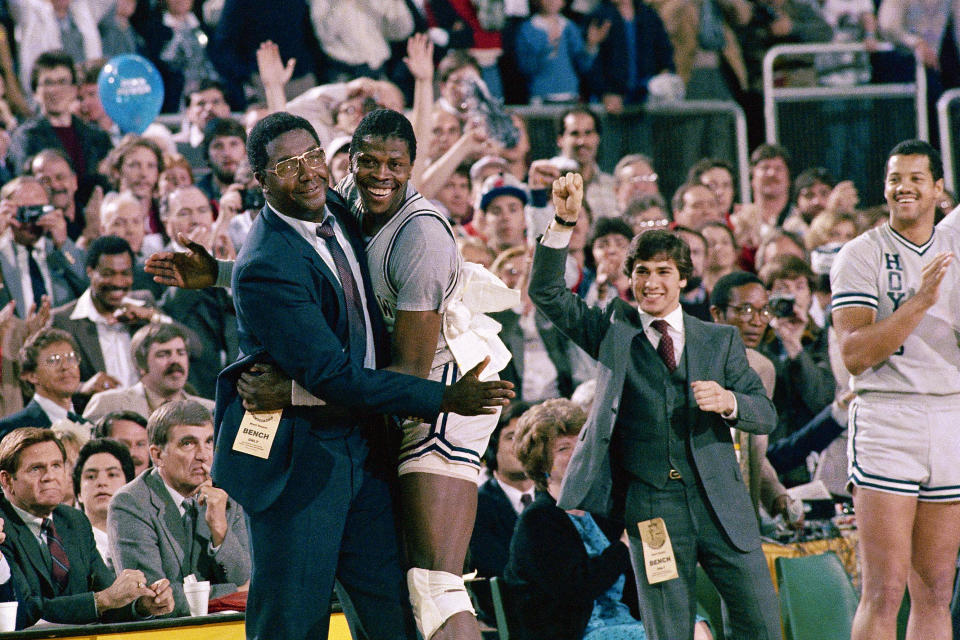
<box><xmin>108</xmin><ymin>400</ymin><xmax>250</xmax><ymax>617</ymax></box>
<box><xmin>82</xmin><ymin>322</ymin><xmax>214</xmax><ymax>424</ymax></box>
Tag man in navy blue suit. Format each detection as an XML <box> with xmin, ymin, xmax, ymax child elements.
<box><xmin>469</xmin><ymin>402</ymin><xmax>533</xmax><ymax>622</ymax></box>
<box><xmin>186</xmin><ymin>112</ymin><xmax>513</xmax><ymax>640</ymax></box>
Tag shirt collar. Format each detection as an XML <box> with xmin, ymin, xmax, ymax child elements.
<box><xmin>69</xmin><ymin>289</ymin><xmax>114</xmax><ymax>324</ymax></box>
<box><xmin>162</xmin><ymin>10</ymin><xmax>200</xmax><ymax>29</ymax></box>
<box><xmin>8</xmin><ymin>501</ymin><xmax>46</xmax><ymax>541</ymax></box>
<box><xmin>157</xmin><ymin>469</ymin><xmax>192</xmax><ymax>516</ymax></box>
<box><xmin>638</xmin><ymin>304</ymin><xmax>684</xmax><ymax>335</ymax></box>
<box><xmin>32</xmin><ymin>393</ymin><xmax>72</xmax><ymax>423</ymax></box>
<box><xmin>271</xmin><ymin>202</ymin><xmax>335</xmax><ymax>247</ymax></box>
<box><xmin>494</xmin><ymin>474</ymin><xmax>534</xmax><ymax>514</ymax></box>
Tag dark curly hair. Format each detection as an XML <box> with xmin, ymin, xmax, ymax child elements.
<box><xmin>350</xmin><ymin>109</ymin><xmax>417</xmax><ymax>164</ymax></box>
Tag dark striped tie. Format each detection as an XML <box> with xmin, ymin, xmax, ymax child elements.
<box><xmin>41</xmin><ymin>518</ymin><xmax>70</xmax><ymax>592</ymax></box>
<box><xmin>316</xmin><ymin>219</ymin><xmax>366</xmax><ymax>364</ymax></box>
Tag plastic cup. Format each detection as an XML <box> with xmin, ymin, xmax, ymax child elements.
<box><xmin>0</xmin><ymin>601</ymin><xmax>17</xmax><ymax>631</ymax></box>
<box><xmin>182</xmin><ymin>581</ymin><xmax>210</xmax><ymax>617</ymax></box>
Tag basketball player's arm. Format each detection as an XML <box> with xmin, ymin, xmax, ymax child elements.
<box><xmin>387</xmin><ymin>310</ymin><xmax>442</xmax><ymax>379</ymax></box>
<box><xmin>834</xmin><ymin>251</ymin><xmax>953</xmax><ymax>375</ymax></box>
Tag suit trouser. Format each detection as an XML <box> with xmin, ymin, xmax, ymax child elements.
<box><xmin>624</xmin><ymin>478</ymin><xmax>782</xmax><ymax>640</ymax></box>
<box><xmin>244</xmin><ymin>427</ymin><xmax>413</xmax><ymax>640</ymax></box>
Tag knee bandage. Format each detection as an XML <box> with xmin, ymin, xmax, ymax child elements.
<box><xmin>407</xmin><ymin>568</ymin><xmax>476</xmax><ymax>639</ymax></box>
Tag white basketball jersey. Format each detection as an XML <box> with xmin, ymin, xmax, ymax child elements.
<box><xmin>830</xmin><ymin>223</ymin><xmax>960</xmax><ymax>395</ymax></box>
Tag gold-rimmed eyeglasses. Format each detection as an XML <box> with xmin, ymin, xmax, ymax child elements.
<box><xmin>267</xmin><ymin>147</ymin><xmax>326</xmax><ymax>179</ymax></box>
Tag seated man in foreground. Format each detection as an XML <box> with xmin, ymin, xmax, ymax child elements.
<box><xmin>108</xmin><ymin>400</ymin><xmax>250</xmax><ymax>617</ymax></box>
<box><xmin>0</xmin><ymin>427</ymin><xmax>172</xmax><ymax>627</ymax></box>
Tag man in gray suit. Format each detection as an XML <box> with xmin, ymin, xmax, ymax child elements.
<box><xmin>529</xmin><ymin>174</ymin><xmax>781</xmax><ymax>640</ymax></box>
<box><xmin>108</xmin><ymin>400</ymin><xmax>249</xmax><ymax>617</ymax></box>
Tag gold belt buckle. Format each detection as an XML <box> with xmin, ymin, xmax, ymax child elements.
<box><xmin>668</xmin><ymin>469</ymin><xmax>683</xmax><ymax>480</ymax></box>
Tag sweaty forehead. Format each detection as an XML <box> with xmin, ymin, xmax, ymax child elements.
<box><xmin>169</xmin><ymin>186</ymin><xmax>209</xmax><ymax>211</ymax></box>
<box><xmin>265</xmin><ymin>128</ymin><xmax>317</xmax><ymax>163</ymax></box>
<box><xmin>11</xmin><ymin>181</ymin><xmax>48</xmax><ymax>204</ymax></box>
<box><xmin>34</xmin><ymin>154</ymin><xmax>73</xmax><ymax>175</ymax></box>
<box><xmin>352</xmin><ymin>135</ymin><xmax>412</xmax><ymax>159</ymax></box>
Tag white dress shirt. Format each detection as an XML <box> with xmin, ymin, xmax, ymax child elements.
<box><xmin>494</xmin><ymin>474</ymin><xmax>535</xmax><ymax>515</ymax></box>
<box><xmin>31</xmin><ymin>392</ymin><xmax>73</xmax><ymax>424</ymax></box>
<box><xmin>69</xmin><ymin>289</ymin><xmax>138</xmax><ymax>388</ymax></box>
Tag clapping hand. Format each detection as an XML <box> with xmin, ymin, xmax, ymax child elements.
<box><xmin>256</xmin><ymin>40</ymin><xmax>296</xmax><ymax>88</ymax></box>
<box><xmin>144</xmin><ymin>233</ymin><xmax>218</xmax><ymax>289</ymax></box>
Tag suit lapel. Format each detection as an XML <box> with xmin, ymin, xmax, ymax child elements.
<box><xmin>145</xmin><ymin>471</ymin><xmax>190</xmax><ymax>574</ymax></box>
<box><xmin>0</xmin><ymin>249</ymin><xmax>25</xmax><ymax>317</ymax></box>
<box><xmin>1</xmin><ymin>499</ymin><xmax>54</xmax><ymax>592</ymax></box>
<box><xmin>24</xmin><ymin>401</ymin><xmax>52</xmax><ymax>428</ymax></box>
<box><xmin>682</xmin><ymin>314</ymin><xmax>708</xmax><ymax>411</ymax></box>
<box><xmin>54</xmin><ymin>509</ymin><xmax>84</xmax><ymax>591</ymax></box>
<box><xmin>261</xmin><ymin>207</ymin><xmax>341</xmax><ymax>295</ymax></box>
<box><xmin>327</xmin><ymin>193</ymin><xmax>392</xmax><ymax>365</ymax></box>
<box><xmin>72</xmin><ymin>316</ymin><xmax>107</xmax><ymax>375</ymax></box>
<box><xmin>498</xmin><ymin>313</ymin><xmax>524</xmax><ymax>380</ymax></box>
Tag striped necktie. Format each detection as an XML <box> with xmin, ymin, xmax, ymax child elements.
<box><xmin>317</xmin><ymin>218</ymin><xmax>366</xmax><ymax>363</ymax></box>
<box><xmin>41</xmin><ymin>517</ymin><xmax>70</xmax><ymax>592</ymax></box>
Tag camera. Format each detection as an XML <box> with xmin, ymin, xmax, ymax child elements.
<box><xmin>768</xmin><ymin>293</ymin><xmax>796</xmax><ymax>318</ymax></box>
<box><xmin>241</xmin><ymin>188</ymin><xmax>265</xmax><ymax>212</ymax></box>
<box><xmin>16</xmin><ymin>204</ymin><xmax>54</xmax><ymax>225</ymax></box>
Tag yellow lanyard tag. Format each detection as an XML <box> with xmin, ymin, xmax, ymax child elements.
<box><xmin>231</xmin><ymin>410</ymin><xmax>282</xmax><ymax>459</ymax></box>
<box><xmin>638</xmin><ymin>517</ymin><xmax>679</xmax><ymax>584</ymax></box>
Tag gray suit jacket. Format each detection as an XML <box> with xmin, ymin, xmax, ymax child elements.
<box><xmin>107</xmin><ymin>469</ymin><xmax>250</xmax><ymax>616</ymax></box>
<box><xmin>529</xmin><ymin>244</ymin><xmax>776</xmax><ymax>552</ymax></box>
<box><xmin>0</xmin><ymin>237</ymin><xmax>87</xmax><ymax>318</ymax></box>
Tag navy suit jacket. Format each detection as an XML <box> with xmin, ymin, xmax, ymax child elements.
<box><xmin>0</xmin><ymin>400</ymin><xmax>51</xmax><ymax>440</ymax></box>
<box><xmin>471</xmin><ymin>477</ymin><xmax>520</xmax><ymax>581</ymax></box>
<box><xmin>470</xmin><ymin>476</ymin><xmax>523</xmax><ymax>622</ymax></box>
<box><xmin>212</xmin><ymin>192</ymin><xmax>446</xmax><ymax>515</ymax></box>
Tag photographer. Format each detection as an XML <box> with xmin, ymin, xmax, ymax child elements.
<box><xmin>758</xmin><ymin>254</ymin><xmax>835</xmax><ymax>481</ymax></box>
<box><xmin>0</xmin><ymin>176</ymin><xmax>86</xmax><ymax>318</ymax></box>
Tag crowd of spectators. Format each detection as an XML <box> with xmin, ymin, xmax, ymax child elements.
<box><xmin>0</xmin><ymin>0</ymin><xmax>953</xmax><ymax>635</ymax></box>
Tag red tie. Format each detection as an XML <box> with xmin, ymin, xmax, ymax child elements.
<box><xmin>42</xmin><ymin>517</ymin><xmax>70</xmax><ymax>592</ymax></box>
<box><xmin>651</xmin><ymin>319</ymin><xmax>677</xmax><ymax>372</ymax></box>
